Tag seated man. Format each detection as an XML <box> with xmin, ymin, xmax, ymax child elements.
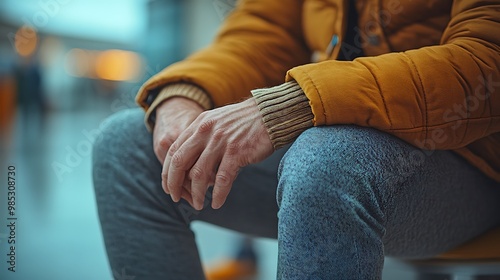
<box><xmin>92</xmin><ymin>0</ymin><xmax>500</xmax><ymax>279</ymax></box>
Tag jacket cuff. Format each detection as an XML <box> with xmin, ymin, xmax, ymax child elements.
<box><xmin>144</xmin><ymin>83</ymin><xmax>212</xmax><ymax>130</ymax></box>
<box><xmin>251</xmin><ymin>81</ymin><xmax>313</xmax><ymax>149</ymax></box>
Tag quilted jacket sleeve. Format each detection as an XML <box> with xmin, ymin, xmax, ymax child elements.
<box><xmin>287</xmin><ymin>0</ymin><xmax>500</xmax><ymax>150</ymax></box>
<box><xmin>136</xmin><ymin>0</ymin><xmax>310</xmax><ymax>111</ymax></box>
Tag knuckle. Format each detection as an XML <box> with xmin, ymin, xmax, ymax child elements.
<box><xmin>189</xmin><ymin>166</ymin><xmax>206</xmax><ymax>181</ymax></box>
<box><xmin>171</xmin><ymin>151</ymin><xmax>185</xmax><ymax>168</ymax></box>
<box><xmin>215</xmin><ymin>171</ymin><xmax>232</xmax><ymax>188</ymax></box>
<box><xmin>197</xmin><ymin>119</ymin><xmax>215</xmax><ymax>134</ymax></box>
<box><xmin>168</xmin><ymin>142</ymin><xmax>179</xmax><ymax>156</ymax></box>
<box><xmin>158</xmin><ymin>137</ymin><xmax>173</xmax><ymax>151</ymax></box>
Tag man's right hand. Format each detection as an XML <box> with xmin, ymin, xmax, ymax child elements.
<box><xmin>153</xmin><ymin>97</ymin><xmax>204</xmax><ymax>164</ymax></box>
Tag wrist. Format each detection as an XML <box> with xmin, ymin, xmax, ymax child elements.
<box><xmin>145</xmin><ymin>83</ymin><xmax>211</xmax><ymax>130</ymax></box>
<box><xmin>156</xmin><ymin>96</ymin><xmax>204</xmax><ymax>115</ymax></box>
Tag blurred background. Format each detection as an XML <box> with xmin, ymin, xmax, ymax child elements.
<box><xmin>0</xmin><ymin>0</ymin><xmax>418</xmax><ymax>279</ymax></box>
<box><xmin>0</xmin><ymin>0</ymin><xmax>286</xmax><ymax>279</ymax></box>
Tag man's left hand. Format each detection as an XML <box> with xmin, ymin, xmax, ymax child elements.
<box><xmin>162</xmin><ymin>98</ymin><xmax>274</xmax><ymax>210</ymax></box>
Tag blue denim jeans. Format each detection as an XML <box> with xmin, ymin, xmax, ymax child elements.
<box><xmin>92</xmin><ymin>109</ymin><xmax>500</xmax><ymax>280</ymax></box>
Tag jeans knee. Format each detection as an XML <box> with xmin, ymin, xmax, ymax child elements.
<box><xmin>276</xmin><ymin>126</ymin><xmax>413</xmax><ymax>217</ymax></box>
<box><xmin>92</xmin><ymin>108</ymin><xmax>148</xmax><ymax>165</ymax></box>
<box><xmin>92</xmin><ymin>108</ymin><xmax>152</xmax><ymax>197</ymax></box>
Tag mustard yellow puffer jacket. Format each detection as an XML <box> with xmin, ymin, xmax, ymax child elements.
<box><xmin>136</xmin><ymin>0</ymin><xmax>500</xmax><ymax>183</ymax></box>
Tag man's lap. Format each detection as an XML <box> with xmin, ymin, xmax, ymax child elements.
<box><xmin>95</xmin><ymin>108</ymin><xmax>500</xmax><ymax>256</ymax></box>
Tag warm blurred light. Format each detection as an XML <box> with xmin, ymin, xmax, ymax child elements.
<box><xmin>65</xmin><ymin>48</ymin><xmax>143</xmax><ymax>81</ymax></box>
<box><xmin>95</xmin><ymin>49</ymin><xmax>142</xmax><ymax>81</ymax></box>
<box><xmin>65</xmin><ymin>48</ymin><xmax>92</xmax><ymax>78</ymax></box>
<box><xmin>14</xmin><ymin>26</ymin><xmax>38</xmax><ymax>57</ymax></box>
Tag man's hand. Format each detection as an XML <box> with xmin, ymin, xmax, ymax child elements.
<box><xmin>162</xmin><ymin>98</ymin><xmax>273</xmax><ymax>210</ymax></box>
<box><xmin>153</xmin><ymin>97</ymin><xmax>204</xmax><ymax>163</ymax></box>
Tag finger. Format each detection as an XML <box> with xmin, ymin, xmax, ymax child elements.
<box><xmin>161</xmin><ymin>163</ymin><xmax>170</xmax><ymax>194</ymax></box>
<box><xmin>180</xmin><ymin>189</ymin><xmax>194</xmax><ymax>207</ymax></box>
<box><xmin>164</xmin><ymin>114</ymin><xmax>214</xmax><ymax>203</ymax></box>
<box><xmin>162</xmin><ymin>123</ymin><xmax>195</xmax><ymax>197</ymax></box>
<box><xmin>162</xmin><ymin>145</ymin><xmax>185</xmax><ymax>201</ymax></box>
<box><xmin>158</xmin><ymin>127</ymin><xmax>186</xmax><ymax>194</ymax></box>
<box><xmin>162</xmin><ymin>130</ymin><xmax>189</xmax><ymax>196</ymax></box>
<box><xmin>171</xmin><ymin>178</ymin><xmax>195</xmax><ymax>208</ymax></box>
<box><xmin>164</xmin><ymin>136</ymin><xmax>204</xmax><ymax>202</ymax></box>
<box><xmin>153</xmin><ymin>122</ymin><xmax>179</xmax><ymax>163</ymax></box>
<box><xmin>211</xmin><ymin>155</ymin><xmax>240</xmax><ymax>209</ymax></box>
<box><xmin>153</xmin><ymin>136</ymin><xmax>168</xmax><ymax>164</ymax></box>
<box><xmin>181</xmin><ymin>178</ymin><xmax>194</xmax><ymax>206</ymax></box>
<box><xmin>188</xmin><ymin>145</ymin><xmax>222</xmax><ymax>210</ymax></box>
<box><xmin>162</xmin><ymin>140</ymin><xmax>179</xmax><ymax>197</ymax></box>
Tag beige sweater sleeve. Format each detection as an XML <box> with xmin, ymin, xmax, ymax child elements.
<box><xmin>252</xmin><ymin>81</ymin><xmax>314</xmax><ymax>149</ymax></box>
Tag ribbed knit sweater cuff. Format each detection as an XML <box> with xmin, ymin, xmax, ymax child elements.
<box><xmin>251</xmin><ymin>81</ymin><xmax>314</xmax><ymax>149</ymax></box>
<box><xmin>144</xmin><ymin>83</ymin><xmax>212</xmax><ymax>130</ymax></box>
